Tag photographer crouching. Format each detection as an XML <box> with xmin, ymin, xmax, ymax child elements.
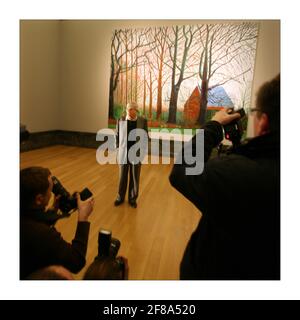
<box><xmin>84</xmin><ymin>229</ymin><xmax>129</xmax><ymax>280</ymax></box>
<box><xmin>20</xmin><ymin>167</ymin><xmax>94</xmax><ymax>279</ymax></box>
<box><xmin>169</xmin><ymin>74</ymin><xmax>280</xmax><ymax>280</ymax></box>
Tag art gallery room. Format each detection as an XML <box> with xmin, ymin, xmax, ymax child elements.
<box><xmin>20</xmin><ymin>19</ymin><xmax>280</xmax><ymax>281</ymax></box>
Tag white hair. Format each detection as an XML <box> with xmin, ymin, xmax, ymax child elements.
<box><xmin>126</xmin><ymin>102</ymin><xmax>138</xmax><ymax>111</ymax></box>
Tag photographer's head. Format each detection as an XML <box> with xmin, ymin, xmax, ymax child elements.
<box><xmin>83</xmin><ymin>256</ymin><xmax>128</xmax><ymax>280</ymax></box>
<box><xmin>253</xmin><ymin>74</ymin><xmax>280</xmax><ymax>137</ymax></box>
<box><xmin>20</xmin><ymin>167</ymin><xmax>52</xmax><ymax>214</ymax></box>
<box><xmin>26</xmin><ymin>265</ymin><xmax>73</xmax><ymax>280</ymax></box>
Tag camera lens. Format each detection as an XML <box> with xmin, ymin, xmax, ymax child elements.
<box><xmin>98</xmin><ymin>229</ymin><xmax>112</xmax><ymax>257</ymax></box>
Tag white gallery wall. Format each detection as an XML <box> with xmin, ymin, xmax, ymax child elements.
<box><xmin>20</xmin><ymin>20</ymin><xmax>61</xmax><ymax>132</ymax></box>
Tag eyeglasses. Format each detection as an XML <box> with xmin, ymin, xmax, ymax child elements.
<box><xmin>249</xmin><ymin>108</ymin><xmax>261</xmax><ymax>114</ymax></box>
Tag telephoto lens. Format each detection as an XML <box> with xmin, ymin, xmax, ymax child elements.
<box><xmin>51</xmin><ymin>176</ymin><xmax>93</xmax><ymax>215</ymax></box>
<box><xmin>98</xmin><ymin>229</ymin><xmax>112</xmax><ymax>257</ymax></box>
<box><xmin>52</xmin><ymin>176</ymin><xmax>71</xmax><ymax>199</ymax></box>
<box><xmin>51</xmin><ymin>176</ymin><xmax>77</xmax><ymax>214</ymax></box>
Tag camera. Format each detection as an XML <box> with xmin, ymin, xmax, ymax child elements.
<box><xmin>51</xmin><ymin>176</ymin><xmax>93</xmax><ymax>215</ymax></box>
<box><xmin>98</xmin><ymin>229</ymin><xmax>121</xmax><ymax>258</ymax></box>
<box><xmin>223</xmin><ymin>108</ymin><xmax>246</xmax><ymax>147</ymax></box>
<box><xmin>84</xmin><ymin>229</ymin><xmax>126</xmax><ymax>280</ymax></box>
<box><xmin>97</xmin><ymin>229</ymin><xmax>125</xmax><ymax>274</ymax></box>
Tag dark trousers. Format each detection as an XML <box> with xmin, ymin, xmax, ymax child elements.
<box><xmin>117</xmin><ymin>163</ymin><xmax>141</xmax><ymax>202</ymax></box>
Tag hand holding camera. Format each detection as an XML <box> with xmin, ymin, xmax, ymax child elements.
<box><xmin>212</xmin><ymin>108</ymin><xmax>246</xmax><ymax>148</ymax></box>
<box><xmin>212</xmin><ymin>108</ymin><xmax>241</xmax><ymax>125</ymax></box>
<box><xmin>77</xmin><ymin>192</ymin><xmax>94</xmax><ymax>222</ymax></box>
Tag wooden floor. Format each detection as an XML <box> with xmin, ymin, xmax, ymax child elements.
<box><xmin>20</xmin><ymin>145</ymin><xmax>200</xmax><ymax>280</ymax></box>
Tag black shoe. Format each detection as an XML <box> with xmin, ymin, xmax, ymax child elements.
<box><xmin>114</xmin><ymin>199</ymin><xmax>124</xmax><ymax>206</ymax></box>
<box><xmin>129</xmin><ymin>201</ymin><xmax>137</xmax><ymax>208</ymax></box>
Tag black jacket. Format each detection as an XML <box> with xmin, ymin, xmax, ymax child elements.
<box><xmin>169</xmin><ymin>121</ymin><xmax>280</xmax><ymax>280</ymax></box>
<box><xmin>20</xmin><ymin>211</ymin><xmax>90</xmax><ymax>279</ymax></box>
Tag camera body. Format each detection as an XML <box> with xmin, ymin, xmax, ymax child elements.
<box><xmin>223</xmin><ymin>108</ymin><xmax>246</xmax><ymax>147</ymax></box>
<box><xmin>51</xmin><ymin>176</ymin><xmax>93</xmax><ymax>215</ymax></box>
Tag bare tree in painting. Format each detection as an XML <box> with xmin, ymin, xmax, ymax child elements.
<box><xmin>151</xmin><ymin>27</ymin><xmax>169</xmax><ymax>120</ymax></box>
<box><xmin>124</xmin><ymin>28</ymin><xmax>154</xmax><ymax>108</ymax></box>
<box><xmin>109</xmin><ymin>28</ymin><xmax>151</xmax><ymax>119</ymax></box>
<box><xmin>234</xmin><ymin>74</ymin><xmax>253</xmax><ymax>111</ymax></box>
<box><xmin>109</xmin><ymin>30</ymin><xmax>122</xmax><ymax>119</ymax></box>
<box><xmin>143</xmin><ymin>55</ymin><xmax>157</xmax><ymax>120</ymax></box>
<box><xmin>165</xmin><ymin>25</ymin><xmax>198</xmax><ymax>124</ymax></box>
<box><xmin>142</xmin><ymin>60</ymin><xmax>147</xmax><ymax>115</ymax></box>
<box><xmin>195</xmin><ymin>23</ymin><xmax>258</xmax><ymax>125</ymax></box>
<box><xmin>141</xmin><ymin>26</ymin><xmax>172</xmax><ymax>121</ymax></box>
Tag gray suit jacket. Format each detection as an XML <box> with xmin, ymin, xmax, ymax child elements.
<box><xmin>115</xmin><ymin>116</ymin><xmax>148</xmax><ymax>164</ymax></box>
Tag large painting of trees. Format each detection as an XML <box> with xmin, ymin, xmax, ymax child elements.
<box><xmin>108</xmin><ymin>22</ymin><xmax>258</xmax><ymax>128</ymax></box>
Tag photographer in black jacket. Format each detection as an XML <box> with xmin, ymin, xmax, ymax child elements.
<box><xmin>170</xmin><ymin>74</ymin><xmax>280</xmax><ymax>280</ymax></box>
<box><xmin>20</xmin><ymin>167</ymin><xmax>94</xmax><ymax>279</ymax></box>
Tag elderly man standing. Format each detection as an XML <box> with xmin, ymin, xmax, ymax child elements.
<box><xmin>114</xmin><ymin>102</ymin><xmax>148</xmax><ymax>208</ymax></box>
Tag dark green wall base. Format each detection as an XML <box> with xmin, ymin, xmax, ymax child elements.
<box><xmin>20</xmin><ymin>130</ymin><xmax>100</xmax><ymax>152</ymax></box>
<box><xmin>20</xmin><ymin>130</ymin><xmax>179</xmax><ymax>157</ymax></box>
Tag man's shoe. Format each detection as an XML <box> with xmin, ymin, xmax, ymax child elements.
<box><xmin>114</xmin><ymin>199</ymin><xmax>124</xmax><ymax>206</ymax></box>
<box><xmin>129</xmin><ymin>201</ymin><xmax>137</xmax><ymax>208</ymax></box>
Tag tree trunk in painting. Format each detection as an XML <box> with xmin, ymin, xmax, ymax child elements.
<box><xmin>120</xmin><ymin>47</ymin><xmax>124</xmax><ymax>106</ymax></box>
<box><xmin>197</xmin><ymin>27</ymin><xmax>209</xmax><ymax>126</ymax></box>
<box><xmin>168</xmin><ymin>86</ymin><xmax>179</xmax><ymax>124</ymax></box>
<box><xmin>155</xmin><ymin>27</ymin><xmax>167</xmax><ymax>121</ymax></box>
<box><xmin>130</xmin><ymin>31</ymin><xmax>133</xmax><ymax>102</ymax></box>
<box><xmin>198</xmin><ymin>51</ymin><xmax>209</xmax><ymax>125</ymax></box>
<box><xmin>125</xmin><ymin>32</ymin><xmax>128</xmax><ymax>106</ymax></box>
<box><xmin>167</xmin><ymin>27</ymin><xmax>179</xmax><ymax>124</ymax></box>
<box><xmin>135</xmin><ymin>43</ymin><xmax>138</xmax><ymax>102</ymax></box>
<box><xmin>156</xmin><ymin>54</ymin><xmax>163</xmax><ymax>120</ymax></box>
<box><xmin>143</xmin><ymin>64</ymin><xmax>146</xmax><ymax>116</ymax></box>
<box><xmin>149</xmin><ymin>71</ymin><xmax>153</xmax><ymax>120</ymax></box>
<box><xmin>167</xmin><ymin>26</ymin><xmax>194</xmax><ymax>124</ymax></box>
<box><xmin>109</xmin><ymin>55</ymin><xmax>115</xmax><ymax>119</ymax></box>
<box><xmin>198</xmin><ymin>79</ymin><xmax>208</xmax><ymax>125</ymax></box>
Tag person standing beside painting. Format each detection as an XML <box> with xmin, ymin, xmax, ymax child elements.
<box><xmin>114</xmin><ymin>102</ymin><xmax>148</xmax><ymax>208</ymax></box>
<box><xmin>169</xmin><ymin>74</ymin><xmax>280</xmax><ymax>279</ymax></box>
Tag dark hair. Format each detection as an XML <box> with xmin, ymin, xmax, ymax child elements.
<box><xmin>256</xmin><ymin>74</ymin><xmax>280</xmax><ymax>132</ymax></box>
<box><xmin>26</xmin><ymin>265</ymin><xmax>73</xmax><ymax>280</ymax></box>
<box><xmin>83</xmin><ymin>257</ymin><xmax>123</xmax><ymax>280</ymax></box>
<box><xmin>20</xmin><ymin>166</ymin><xmax>51</xmax><ymax>214</ymax></box>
